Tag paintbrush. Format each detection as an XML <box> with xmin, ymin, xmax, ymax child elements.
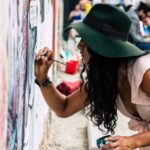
<box><xmin>52</xmin><ymin>59</ymin><xmax>66</xmax><ymax>65</ymax></box>
<box><xmin>38</xmin><ymin>53</ymin><xmax>66</xmax><ymax>66</ymax></box>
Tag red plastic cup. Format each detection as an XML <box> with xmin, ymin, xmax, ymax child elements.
<box><xmin>65</xmin><ymin>60</ymin><xmax>79</xmax><ymax>74</ymax></box>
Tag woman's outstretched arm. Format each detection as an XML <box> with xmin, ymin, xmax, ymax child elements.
<box><xmin>40</xmin><ymin>83</ymin><xmax>87</xmax><ymax>117</ymax></box>
<box><xmin>35</xmin><ymin>47</ymin><xmax>87</xmax><ymax>117</ymax></box>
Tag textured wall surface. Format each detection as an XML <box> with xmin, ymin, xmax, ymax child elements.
<box><xmin>0</xmin><ymin>1</ymin><xmax>8</xmax><ymax>149</ymax></box>
<box><xmin>0</xmin><ymin>0</ymin><xmax>56</xmax><ymax>149</ymax></box>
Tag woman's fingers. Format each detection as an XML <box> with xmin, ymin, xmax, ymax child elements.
<box><xmin>110</xmin><ymin>141</ymin><xmax>119</xmax><ymax>148</ymax></box>
<box><xmin>41</xmin><ymin>47</ymin><xmax>49</xmax><ymax>56</ymax></box>
<box><xmin>105</xmin><ymin>136</ymin><xmax>120</xmax><ymax>149</ymax></box>
<box><xmin>100</xmin><ymin>143</ymin><xmax>111</xmax><ymax>150</ymax></box>
<box><xmin>47</xmin><ymin>50</ymin><xmax>53</xmax><ymax>60</ymax></box>
<box><xmin>113</xmin><ymin>148</ymin><xmax>120</xmax><ymax>150</ymax></box>
<box><xmin>35</xmin><ymin>47</ymin><xmax>49</xmax><ymax>60</ymax></box>
<box><xmin>34</xmin><ymin>47</ymin><xmax>54</xmax><ymax>73</ymax></box>
<box><xmin>106</xmin><ymin>136</ymin><xmax>120</xmax><ymax>142</ymax></box>
<box><xmin>40</xmin><ymin>49</ymin><xmax>53</xmax><ymax>65</ymax></box>
<box><xmin>35</xmin><ymin>47</ymin><xmax>53</xmax><ymax>61</ymax></box>
<box><xmin>35</xmin><ymin>49</ymin><xmax>43</xmax><ymax>61</ymax></box>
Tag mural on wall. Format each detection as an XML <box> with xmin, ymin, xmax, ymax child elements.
<box><xmin>0</xmin><ymin>68</ymin><xmax>7</xmax><ymax>148</ymax></box>
<box><xmin>0</xmin><ymin>24</ymin><xmax>7</xmax><ymax>150</ymax></box>
<box><xmin>0</xmin><ymin>1</ymin><xmax>8</xmax><ymax>150</ymax></box>
<box><xmin>6</xmin><ymin>0</ymin><xmax>37</xmax><ymax>149</ymax></box>
<box><xmin>0</xmin><ymin>0</ymin><xmax>58</xmax><ymax>149</ymax></box>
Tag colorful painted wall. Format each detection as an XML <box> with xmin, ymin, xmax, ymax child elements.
<box><xmin>0</xmin><ymin>1</ymin><xmax>8</xmax><ymax>149</ymax></box>
<box><xmin>0</xmin><ymin>0</ymin><xmax>61</xmax><ymax>149</ymax></box>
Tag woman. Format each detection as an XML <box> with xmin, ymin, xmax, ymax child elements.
<box><xmin>34</xmin><ymin>4</ymin><xmax>150</xmax><ymax>150</ymax></box>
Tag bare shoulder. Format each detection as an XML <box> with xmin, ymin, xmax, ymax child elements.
<box><xmin>141</xmin><ymin>69</ymin><xmax>150</xmax><ymax>96</ymax></box>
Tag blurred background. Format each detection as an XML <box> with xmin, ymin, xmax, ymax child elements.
<box><xmin>0</xmin><ymin>0</ymin><xmax>150</xmax><ymax>150</ymax></box>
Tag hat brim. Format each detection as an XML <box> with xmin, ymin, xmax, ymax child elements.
<box><xmin>65</xmin><ymin>22</ymin><xmax>145</xmax><ymax>58</ymax></box>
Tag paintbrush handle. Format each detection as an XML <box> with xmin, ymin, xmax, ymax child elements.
<box><xmin>53</xmin><ymin>59</ymin><xmax>66</xmax><ymax>65</ymax></box>
<box><xmin>40</xmin><ymin>54</ymin><xmax>66</xmax><ymax>65</ymax></box>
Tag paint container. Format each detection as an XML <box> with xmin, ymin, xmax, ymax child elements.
<box><xmin>65</xmin><ymin>60</ymin><xmax>79</xmax><ymax>74</ymax></box>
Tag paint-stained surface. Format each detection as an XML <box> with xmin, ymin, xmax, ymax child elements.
<box><xmin>6</xmin><ymin>0</ymin><xmax>35</xmax><ymax>149</ymax></box>
<box><xmin>0</xmin><ymin>1</ymin><xmax>8</xmax><ymax>149</ymax></box>
<box><xmin>0</xmin><ymin>0</ymin><xmax>58</xmax><ymax>149</ymax></box>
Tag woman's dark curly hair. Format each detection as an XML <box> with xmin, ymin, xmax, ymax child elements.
<box><xmin>80</xmin><ymin>47</ymin><xmax>138</xmax><ymax>134</ymax></box>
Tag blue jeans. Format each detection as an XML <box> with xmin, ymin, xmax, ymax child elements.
<box><xmin>135</xmin><ymin>42</ymin><xmax>150</xmax><ymax>51</ymax></box>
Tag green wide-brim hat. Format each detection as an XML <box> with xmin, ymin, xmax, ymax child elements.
<box><xmin>65</xmin><ymin>4</ymin><xmax>145</xmax><ymax>58</ymax></box>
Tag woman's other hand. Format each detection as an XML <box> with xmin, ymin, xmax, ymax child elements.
<box><xmin>34</xmin><ymin>47</ymin><xmax>54</xmax><ymax>84</ymax></box>
<box><xmin>103</xmin><ymin>135</ymin><xmax>135</xmax><ymax>150</ymax></box>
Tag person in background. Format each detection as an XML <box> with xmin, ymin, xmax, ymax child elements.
<box><xmin>35</xmin><ymin>4</ymin><xmax>150</xmax><ymax>150</ymax></box>
<box><xmin>143</xmin><ymin>9</ymin><xmax>150</xmax><ymax>36</ymax></box>
<box><xmin>68</xmin><ymin>4</ymin><xmax>82</xmax><ymax>23</ymax></box>
<box><xmin>125</xmin><ymin>1</ymin><xmax>150</xmax><ymax>51</ymax></box>
<box><xmin>136</xmin><ymin>1</ymin><xmax>147</xmax><ymax>21</ymax></box>
<box><xmin>79</xmin><ymin>0</ymin><xmax>92</xmax><ymax>15</ymax></box>
<box><xmin>145</xmin><ymin>14</ymin><xmax>150</xmax><ymax>26</ymax></box>
<box><xmin>67</xmin><ymin>4</ymin><xmax>84</xmax><ymax>51</ymax></box>
<box><xmin>79</xmin><ymin>0</ymin><xmax>86</xmax><ymax>19</ymax></box>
